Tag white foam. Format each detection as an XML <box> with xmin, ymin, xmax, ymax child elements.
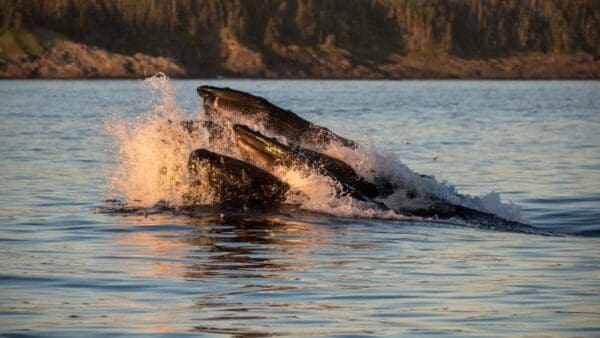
<box><xmin>320</xmin><ymin>141</ymin><xmax>526</xmax><ymax>223</ymax></box>
<box><xmin>105</xmin><ymin>75</ymin><xmax>526</xmax><ymax>223</ymax></box>
<box><xmin>105</xmin><ymin>74</ymin><xmax>205</xmax><ymax>207</ymax></box>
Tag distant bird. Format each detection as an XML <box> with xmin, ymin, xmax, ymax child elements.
<box><xmin>433</xmin><ymin>156</ymin><xmax>439</xmax><ymax>161</ymax></box>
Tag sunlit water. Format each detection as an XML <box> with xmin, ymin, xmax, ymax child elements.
<box><xmin>1</xmin><ymin>80</ymin><xmax>599</xmax><ymax>336</ymax></box>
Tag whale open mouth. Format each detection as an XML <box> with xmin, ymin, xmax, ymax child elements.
<box><xmin>197</xmin><ymin>85</ymin><xmax>357</xmax><ymax>149</ymax></box>
<box><xmin>197</xmin><ymin>85</ymin><xmax>249</xmax><ymax>102</ymax></box>
<box><xmin>198</xmin><ymin>86</ymin><xmax>265</xmax><ymax>119</ymax></box>
<box><xmin>196</xmin><ymin>85</ymin><xmax>215</xmax><ymax>99</ymax></box>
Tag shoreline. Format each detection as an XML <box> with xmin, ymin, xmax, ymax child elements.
<box><xmin>1</xmin><ymin>77</ymin><xmax>599</xmax><ymax>81</ymax></box>
<box><xmin>2</xmin><ymin>37</ymin><xmax>597</xmax><ymax>80</ymax></box>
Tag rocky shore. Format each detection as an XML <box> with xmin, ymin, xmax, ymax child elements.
<box><xmin>1</xmin><ymin>0</ymin><xmax>598</xmax><ymax>79</ymax></box>
<box><xmin>0</xmin><ymin>31</ymin><xmax>184</xmax><ymax>78</ymax></box>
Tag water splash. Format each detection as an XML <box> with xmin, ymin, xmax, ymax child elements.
<box><xmin>105</xmin><ymin>75</ymin><xmax>525</xmax><ymax>223</ymax></box>
<box><xmin>105</xmin><ymin>74</ymin><xmax>206</xmax><ymax>207</ymax></box>
<box><xmin>322</xmin><ymin>142</ymin><xmax>526</xmax><ymax>222</ymax></box>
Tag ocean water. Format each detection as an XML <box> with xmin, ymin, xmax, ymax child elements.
<box><xmin>0</xmin><ymin>79</ymin><xmax>599</xmax><ymax>336</ymax></box>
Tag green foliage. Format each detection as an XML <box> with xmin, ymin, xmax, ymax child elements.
<box><xmin>0</xmin><ymin>29</ymin><xmax>45</xmax><ymax>58</ymax></box>
<box><xmin>0</xmin><ymin>0</ymin><xmax>597</xmax><ymax>68</ymax></box>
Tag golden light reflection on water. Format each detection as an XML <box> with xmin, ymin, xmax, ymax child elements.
<box><xmin>100</xmin><ymin>212</ymin><xmax>600</xmax><ymax>336</ymax></box>
<box><xmin>103</xmin><ymin>212</ymin><xmax>340</xmax><ymax>335</ymax></box>
<box><xmin>2</xmin><ymin>80</ymin><xmax>599</xmax><ymax>336</ymax></box>
<box><xmin>2</xmin><ymin>210</ymin><xmax>598</xmax><ymax>336</ymax></box>
<box><xmin>112</xmin><ymin>212</ymin><xmax>331</xmax><ymax>280</ymax></box>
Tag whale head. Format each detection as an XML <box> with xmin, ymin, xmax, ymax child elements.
<box><xmin>187</xmin><ymin>148</ymin><xmax>288</xmax><ymax>208</ymax></box>
<box><xmin>232</xmin><ymin>124</ymin><xmax>295</xmax><ymax>170</ymax></box>
<box><xmin>197</xmin><ymin>86</ymin><xmax>265</xmax><ymax>119</ymax></box>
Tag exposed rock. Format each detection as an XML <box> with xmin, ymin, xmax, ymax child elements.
<box><xmin>0</xmin><ymin>0</ymin><xmax>598</xmax><ymax>79</ymax></box>
<box><xmin>0</xmin><ymin>35</ymin><xmax>185</xmax><ymax>78</ymax></box>
<box><xmin>219</xmin><ymin>29</ymin><xmax>269</xmax><ymax>77</ymax></box>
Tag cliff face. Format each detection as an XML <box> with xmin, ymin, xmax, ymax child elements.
<box><xmin>1</xmin><ymin>0</ymin><xmax>598</xmax><ymax>78</ymax></box>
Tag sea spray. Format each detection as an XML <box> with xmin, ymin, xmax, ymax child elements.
<box><xmin>323</xmin><ymin>140</ymin><xmax>526</xmax><ymax>223</ymax></box>
<box><xmin>274</xmin><ymin>165</ymin><xmax>406</xmax><ymax>220</ymax></box>
<box><xmin>105</xmin><ymin>75</ymin><xmax>525</xmax><ymax>223</ymax></box>
<box><xmin>105</xmin><ymin>74</ymin><xmax>208</xmax><ymax>207</ymax></box>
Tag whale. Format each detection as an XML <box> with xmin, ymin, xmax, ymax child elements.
<box><xmin>197</xmin><ymin>86</ymin><xmax>357</xmax><ymax>149</ymax></box>
<box><xmin>196</xmin><ymin>86</ymin><xmax>400</xmax><ymax>191</ymax></box>
<box><xmin>187</xmin><ymin>148</ymin><xmax>289</xmax><ymax>209</ymax></box>
<box><xmin>233</xmin><ymin>124</ymin><xmax>386</xmax><ymax>203</ymax></box>
<box><xmin>187</xmin><ymin>86</ymin><xmax>532</xmax><ymax>229</ymax></box>
<box><xmin>231</xmin><ymin>124</ymin><xmax>531</xmax><ymax>227</ymax></box>
<box><xmin>228</xmin><ymin>124</ymin><xmax>425</xmax><ymax>212</ymax></box>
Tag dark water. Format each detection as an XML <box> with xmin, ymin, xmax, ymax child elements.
<box><xmin>1</xmin><ymin>80</ymin><xmax>599</xmax><ymax>336</ymax></box>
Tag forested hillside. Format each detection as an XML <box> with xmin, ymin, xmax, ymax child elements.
<box><xmin>1</xmin><ymin>0</ymin><xmax>598</xmax><ymax>78</ymax></box>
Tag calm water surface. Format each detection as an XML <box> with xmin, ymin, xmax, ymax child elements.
<box><xmin>1</xmin><ymin>80</ymin><xmax>599</xmax><ymax>336</ymax></box>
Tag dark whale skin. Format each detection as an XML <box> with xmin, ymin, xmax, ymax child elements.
<box><xmin>187</xmin><ymin>148</ymin><xmax>289</xmax><ymax>209</ymax></box>
<box><xmin>198</xmin><ymin>85</ymin><xmax>357</xmax><ymax>149</ymax></box>
<box><xmin>233</xmin><ymin>124</ymin><xmax>382</xmax><ymax>199</ymax></box>
<box><xmin>232</xmin><ymin>124</ymin><xmax>390</xmax><ymax>211</ymax></box>
<box><xmin>192</xmin><ymin>86</ymin><xmax>533</xmax><ymax>229</ymax></box>
<box><xmin>232</xmin><ymin>124</ymin><xmax>532</xmax><ymax>228</ymax></box>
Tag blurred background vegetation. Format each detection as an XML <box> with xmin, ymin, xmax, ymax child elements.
<box><xmin>1</xmin><ymin>0</ymin><xmax>598</xmax><ymax>78</ymax></box>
